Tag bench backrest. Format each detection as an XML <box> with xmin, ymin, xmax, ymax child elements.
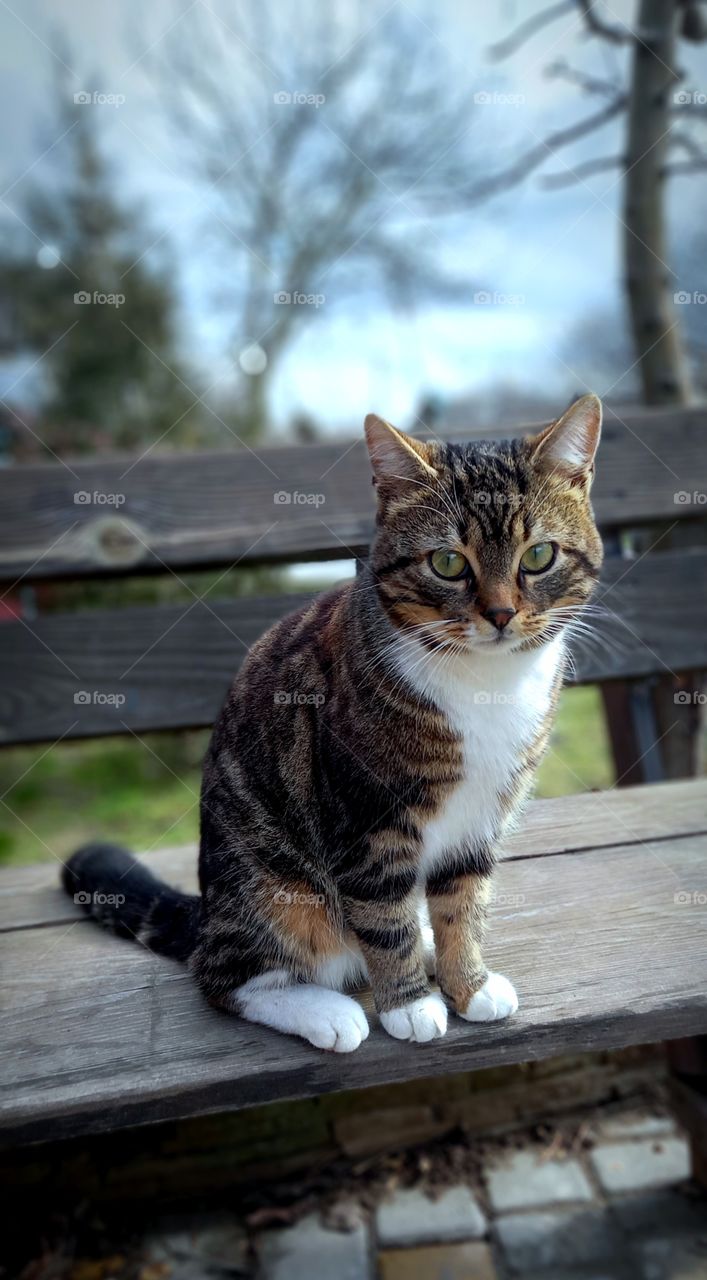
<box><xmin>1</xmin><ymin>403</ymin><xmax>706</xmax><ymax>746</ymax></box>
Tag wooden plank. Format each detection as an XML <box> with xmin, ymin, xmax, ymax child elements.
<box><xmin>0</xmin><ymin>405</ymin><xmax>704</xmax><ymax>583</ymax></box>
<box><xmin>2</xmin><ymin>781</ymin><xmax>705</xmax><ymax>934</ymax></box>
<box><xmin>1</xmin><ymin>548</ymin><xmax>706</xmax><ymax>745</ymax></box>
<box><xmin>1</xmin><ymin>832</ymin><xmax>706</xmax><ymax>1145</ymax></box>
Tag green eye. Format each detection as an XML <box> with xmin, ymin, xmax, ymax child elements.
<box><xmin>520</xmin><ymin>542</ymin><xmax>556</xmax><ymax>574</ymax></box>
<box><xmin>430</xmin><ymin>549</ymin><xmax>469</xmax><ymax>580</ymax></box>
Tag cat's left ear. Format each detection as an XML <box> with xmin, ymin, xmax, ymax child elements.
<box><xmin>529</xmin><ymin>393</ymin><xmax>602</xmax><ymax>487</ymax></box>
<box><xmin>364</xmin><ymin>413</ymin><xmax>437</xmax><ymax>489</ymax></box>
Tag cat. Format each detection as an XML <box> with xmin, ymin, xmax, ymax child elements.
<box><xmin>64</xmin><ymin>393</ymin><xmax>603</xmax><ymax>1053</ymax></box>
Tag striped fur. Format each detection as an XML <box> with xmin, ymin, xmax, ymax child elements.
<box><xmin>66</xmin><ymin>395</ymin><xmax>603</xmax><ymax>1053</ymax></box>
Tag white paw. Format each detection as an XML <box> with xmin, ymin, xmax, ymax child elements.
<box><xmin>302</xmin><ymin>995</ymin><xmax>370</xmax><ymax>1052</ymax></box>
<box><xmin>380</xmin><ymin>992</ymin><xmax>448</xmax><ymax>1043</ymax></box>
<box><xmin>460</xmin><ymin>971</ymin><xmax>518</xmax><ymax>1023</ymax></box>
<box><xmin>236</xmin><ymin>981</ymin><xmax>370</xmax><ymax>1053</ymax></box>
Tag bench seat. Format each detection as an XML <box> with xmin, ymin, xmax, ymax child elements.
<box><xmin>2</xmin><ymin>779</ymin><xmax>706</xmax><ymax>1147</ymax></box>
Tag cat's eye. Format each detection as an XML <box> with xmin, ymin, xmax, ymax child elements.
<box><xmin>430</xmin><ymin>549</ymin><xmax>470</xmax><ymax>580</ymax></box>
<box><xmin>520</xmin><ymin>542</ymin><xmax>556</xmax><ymax>574</ymax></box>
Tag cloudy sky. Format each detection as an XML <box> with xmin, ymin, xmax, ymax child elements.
<box><xmin>2</xmin><ymin>0</ymin><xmax>706</xmax><ymax>434</ymax></box>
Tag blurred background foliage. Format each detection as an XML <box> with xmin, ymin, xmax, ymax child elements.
<box><xmin>1</xmin><ymin>0</ymin><xmax>705</xmax><ymax>864</ymax></box>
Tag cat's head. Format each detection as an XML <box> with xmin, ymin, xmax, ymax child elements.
<box><xmin>364</xmin><ymin>394</ymin><xmax>603</xmax><ymax>653</ymax></box>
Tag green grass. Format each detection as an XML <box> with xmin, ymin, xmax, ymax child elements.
<box><xmin>535</xmin><ymin>685</ymin><xmax>614</xmax><ymax>797</ymax></box>
<box><xmin>0</xmin><ymin>686</ymin><xmax>613</xmax><ymax>868</ymax></box>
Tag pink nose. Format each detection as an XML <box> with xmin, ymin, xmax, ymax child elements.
<box><xmin>483</xmin><ymin>606</ymin><xmax>516</xmax><ymax>631</ymax></box>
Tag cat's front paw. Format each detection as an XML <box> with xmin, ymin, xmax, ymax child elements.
<box><xmin>380</xmin><ymin>993</ymin><xmax>447</xmax><ymax>1043</ymax></box>
<box><xmin>460</xmin><ymin>972</ymin><xmax>518</xmax><ymax>1022</ymax></box>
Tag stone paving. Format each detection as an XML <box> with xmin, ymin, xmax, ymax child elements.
<box><xmin>132</xmin><ymin>1104</ymin><xmax>707</xmax><ymax>1280</ymax></box>
<box><xmin>245</xmin><ymin>1105</ymin><xmax>701</xmax><ymax>1274</ymax></box>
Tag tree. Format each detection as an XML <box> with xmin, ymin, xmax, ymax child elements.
<box><xmin>150</xmin><ymin>0</ymin><xmax>484</xmax><ymax>432</ymax></box>
<box><xmin>479</xmin><ymin>0</ymin><xmax>707</xmax><ymax>404</ymax></box>
<box><xmin>1</xmin><ymin>85</ymin><xmax>197</xmax><ymax>455</ymax></box>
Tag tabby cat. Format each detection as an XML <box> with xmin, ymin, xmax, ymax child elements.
<box><xmin>64</xmin><ymin>394</ymin><xmax>603</xmax><ymax>1053</ymax></box>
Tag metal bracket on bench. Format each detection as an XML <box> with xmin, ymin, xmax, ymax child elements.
<box><xmin>627</xmin><ymin>678</ymin><xmax>665</xmax><ymax>784</ymax></box>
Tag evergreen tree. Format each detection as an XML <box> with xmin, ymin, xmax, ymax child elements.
<box><xmin>2</xmin><ymin>89</ymin><xmax>198</xmax><ymax>454</ymax></box>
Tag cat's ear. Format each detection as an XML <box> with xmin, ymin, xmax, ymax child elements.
<box><xmin>364</xmin><ymin>414</ymin><xmax>436</xmax><ymax>489</ymax></box>
<box><xmin>529</xmin><ymin>394</ymin><xmax>602</xmax><ymax>486</ymax></box>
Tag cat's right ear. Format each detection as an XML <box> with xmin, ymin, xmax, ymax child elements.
<box><xmin>364</xmin><ymin>414</ymin><xmax>436</xmax><ymax>490</ymax></box>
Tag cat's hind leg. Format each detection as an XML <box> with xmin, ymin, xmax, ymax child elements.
<box><xmin>229</xmin><ymin>971</ymin><xmax>370</xmax><ymax>1053</ymax></box>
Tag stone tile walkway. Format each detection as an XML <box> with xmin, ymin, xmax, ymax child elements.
<box><xmin>134</xmin><ymin>1104</ymin><xmax>706</xmax><ymax>1279</ymax></box>
<box><xmin>15</xmin><ymin>1103</ymin><xmax>705</xmax><ymax>1279</ymax></box>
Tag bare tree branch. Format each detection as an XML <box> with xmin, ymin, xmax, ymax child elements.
<box><xmin>545</xmin><ymin>57</ymin><xmax>623</xmax><ymax>98</ymax></box>
<box><xmin>671</xmin><ymin>127</ymin><xmax>707</xmax><ymax>160</ymax></box>
<box><xmin>576</xmin><ymin>0</ymin><xmax>633</xmax><ymax>44</ymax></box>
<box><xmin>488</xmin><ymin>1</ymin><xmax>573</xmax><ymax>61</ymax></box>
<box><xmin>541</xmin><ymin>154</ymin><xmax>625</xmax><ymax>187</ymax></box>
<box><xmin>449</xmin><ymin>95</ymin><xmax>626</xmax><ymax>204</ymax></box>
<box><xmin>662</xmin><ymin>158</ymin><xmax>707</xmax><ymax>175</ymax></box>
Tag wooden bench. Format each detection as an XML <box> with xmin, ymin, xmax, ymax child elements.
<box><xmin>1</xmin><ymin>403</ymin><xmax>706</xmax><ymax>1153</ymax></box>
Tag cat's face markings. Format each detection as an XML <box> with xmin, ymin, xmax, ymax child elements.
<box><xmin>365</xmin><ymin>397</ymin><xmax>603</xmax><ymax>652</ymax></box>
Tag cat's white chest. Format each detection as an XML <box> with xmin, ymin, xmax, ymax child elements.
<box><xmin>395</xmin><ymin>637</ymin><xmax>563</xmax><ymax>875</ymax></box>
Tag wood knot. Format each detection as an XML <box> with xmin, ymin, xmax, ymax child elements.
<box><xmin>85</xmin><ymin>516</ymin><xmax>148</xmax><ymax>568</ymax></box>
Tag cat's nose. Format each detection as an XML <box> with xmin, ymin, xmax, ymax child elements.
<box><xmin>483</xmin><ymin>606</ymin><xmax>516</xmax><ymax>631</ymax></box>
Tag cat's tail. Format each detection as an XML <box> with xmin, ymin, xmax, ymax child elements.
<box><xmin>62</xmin><ymin>843</ymin><xmax>200</xmax><ymax>962</ymax></box>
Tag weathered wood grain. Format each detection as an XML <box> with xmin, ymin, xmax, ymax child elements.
<box><xmin>0</xmin><ymin>406</ymin><xmax>702</xmax><ymax>582</ymax></box>
<box><xmin>3</xmin><ymin>782</ymin><xmax>705</xmax><ymax>933</ymax></box>
<box><xmin>1</xmin><ymin>549</ymin><xmax>704</xmax><ymax>744</ymax></box>
<box><xmin>1</xmin><ymin>830</ymin><xmax>706</xmax><ymax>1144</ymax></box>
